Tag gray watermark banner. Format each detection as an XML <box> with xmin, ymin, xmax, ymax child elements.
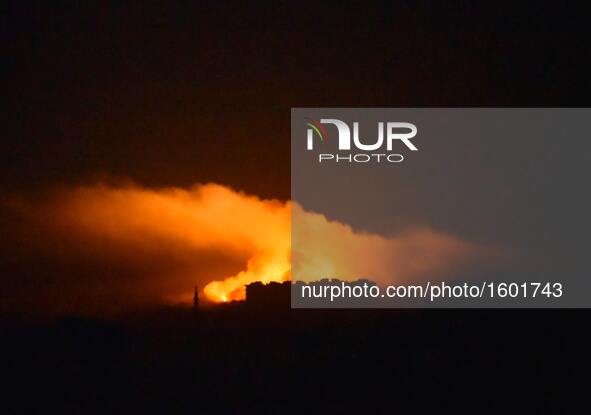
<box><xmin>291</xmin><ymin>108</ymin><xmax>591</xmax><ymax>308</ymax></box>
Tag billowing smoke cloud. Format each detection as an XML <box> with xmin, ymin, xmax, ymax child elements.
<box><xmin>1</xmin><ymin>182</ymin><xmax>496</xmax><ymax>317</ymax></box>
<box><xmin>2</xmin><ymin>183</ymin><xmax>291</xmax><ymax>314</ymax></box>
<box><xmin>292</xmin><ymin>204</ymin><xmax>497</xmax><ymax>285</ymax></box>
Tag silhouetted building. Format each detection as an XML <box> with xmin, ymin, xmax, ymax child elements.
<box><xmin>245</xmin><ymin>281</ymin><xmax>290</xmax><ymax>308</ymax></box>
<box><xmin>193</xmin><ymin>285</ymin><xmax>199</xmax><ymax>309</ymax></box>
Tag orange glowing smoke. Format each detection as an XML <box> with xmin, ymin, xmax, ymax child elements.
<box><xmin>7</xmin><ymin>183</ymin><xmax>291</xmax><ymax>304</ymax></box>
<box><xmin>4</xmin><ymin>182</ymin><xmax>496</xmax><ymax>310</ymax></box>
<box><xmin>292</xmin><ymin>204</ymin><xmax>498</xmax><ymax>285</ymax></box>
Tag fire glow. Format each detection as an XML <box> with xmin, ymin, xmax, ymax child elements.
<box><xmin>7</xmin><ymin>183</ymin><xmax>290</xmax><ymax>304</ymax></box>
<box><xmin>5</xmin><ymin>182</ymin><xmax>494</xmax><ymax>308</ymax></box>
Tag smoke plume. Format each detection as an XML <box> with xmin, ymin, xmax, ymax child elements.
<box><xmin>1</xmin><ymin>182</ymin><xmax>496</xmax><ymax>316</ymax></box>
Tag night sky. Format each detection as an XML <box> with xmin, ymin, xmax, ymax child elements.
<box><xmin>3</xmin><ymin>1</ymin><xmax>588</xmax><ymax>198</ymax></box>
<box><xmin>1</xmin><ymin>1</ymin><xmax>590</xmax><ymax>317</ymax></box>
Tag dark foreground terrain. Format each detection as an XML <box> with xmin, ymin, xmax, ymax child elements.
<box><xmin>1</xmin><ymin>304</ymin><xmax>585</xmax><ymax>413</ymax></box>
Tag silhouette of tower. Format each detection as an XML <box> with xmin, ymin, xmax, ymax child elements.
<box><xmin>193</xmin><ymin>285</ymin><xmax>199</xmax><ymax>309</ymax></box>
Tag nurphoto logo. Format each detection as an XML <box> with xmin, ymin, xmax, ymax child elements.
<box><xmin>306</xmin><ymin>118</ymin><xmax>418</xmax><ymax>163</ymax></box>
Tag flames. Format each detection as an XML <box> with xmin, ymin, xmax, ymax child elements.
<box><xmin>203</xmin><ymin>248</ymin><xmax>291</xmax><ymax>302</ymax></box>
<box><xmin>4</xmin><ymin>181</ymin><xmax>494</xmax><ymax>310</ymax></box>
<box><xmin>6</xmin><ymin>182</ymin><xmax>291</xmax><ymax>304</ymax></box>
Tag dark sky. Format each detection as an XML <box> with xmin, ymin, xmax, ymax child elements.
<box><xmin>3</xmin><ymin>1</ymin><xmax>588</xmax><ymax>199</ymax></box>
<box><xmin>1</xmin><ymin>1</ymin><xmax>590</xmax><ymax>318</ymax></box>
